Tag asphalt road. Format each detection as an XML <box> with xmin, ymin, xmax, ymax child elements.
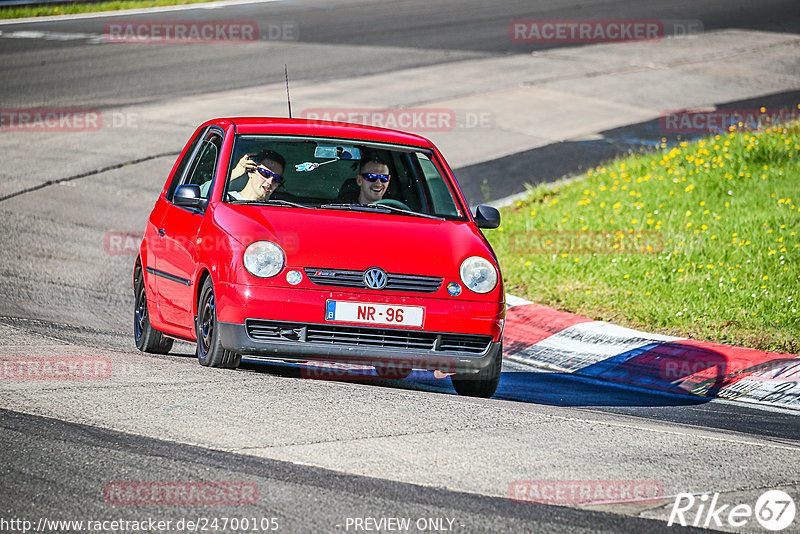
<box><xmin>1</xmin><ymin>0</ymin><xmax>799</xmax><ymax>109</ymax></box>
<box><xmin>2</xmin><ymin>408</ymin><xmax>711</xmax><ymax>534</ymax></box>
<box><xmin>1</xmin><ymin>1</ymin><xmax>799</xmax><ymax>532</ymax></box>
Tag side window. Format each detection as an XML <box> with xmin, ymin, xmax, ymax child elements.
<box><xmin>418</xmin><ymin>154</ymin><xmax>459</xmax><ymax>216</ymax></box>
<box><xmin>166</xmin><ymin>128</ymin><xmax>204</xmax><ymax>200</ymax></box>
<box><xmin>184</xmin><ymin>133</ymin><xmax>223</xmax><ymax>199</ymax></box>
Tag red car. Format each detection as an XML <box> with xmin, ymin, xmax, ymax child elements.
<box><xmin>134</xmin><ymin>117</ymin><xmax>505</xmax><ymax>397</ymax></box>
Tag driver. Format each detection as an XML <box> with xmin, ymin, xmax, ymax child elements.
<box><xmin>228</xmin><ymin>150</ymin><xmax>285</xmax><ymax>201</ymax></box>
<box><xmin>352</xmin><ymin>158</ymin><xmax>390</xmax><ymax>204</ymax></box>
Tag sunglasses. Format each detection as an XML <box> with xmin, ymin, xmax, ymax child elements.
<box><xmin>253</xmin><ymin>165</ymin><xmax>283</xmax><ymax>182</ymax></box>
<box><xmin>361</xmin><ymin>173</ymin><xmax>390</xmax><ymax>183</ymax></box>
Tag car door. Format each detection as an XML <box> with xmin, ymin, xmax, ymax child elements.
<box><xmin>155</xmin><ymin>128</ymin><xmax>224</xmax><ymax>329</ymax></box>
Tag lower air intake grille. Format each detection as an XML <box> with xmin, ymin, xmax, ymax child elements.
<box><xmin>245</xmin><ymin>320</ymin><xmax>492</xmax><ymax>354</ymax></box>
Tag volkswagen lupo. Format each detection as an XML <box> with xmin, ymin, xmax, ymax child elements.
<box><xmin>134</xmin><ymin>118</ymin><xmax>505</xmax><ymax>397</ymax></box>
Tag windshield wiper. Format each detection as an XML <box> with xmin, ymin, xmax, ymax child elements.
<box><xmin>320</xmin><ymin>203</ymin><xmax>444</xmax><ymax>220</ymax></box>
<box><xmin>369</xmin><ymin>203</ymin><xmax>445</xmax><ymax>220</ymax></box>
<box><xmin>231</xmin><ymin>199</ymin><xmax>312</xmax><ymax>209</ymax></box>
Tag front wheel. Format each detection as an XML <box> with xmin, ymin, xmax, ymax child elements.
<box><xmin>450</xmin><ymin>343</ymin><xmax>502</xmax><ymax>398</ymax></box>
<box><xmin>196</xmin><ymin>277</ymin><xmax>241</xmax><ymax>369</ymax></box>
<box><xmin>133</xmin><ymin>261</ymin><xmax>173</xmax><ymax>354</ymax></box>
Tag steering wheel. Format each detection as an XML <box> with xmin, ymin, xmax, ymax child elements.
<box><xmin>372</xmin><ymin>198</ymin><xmax>411</xmax><ymax>211</ymax></box>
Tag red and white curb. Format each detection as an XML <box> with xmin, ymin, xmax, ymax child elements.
<box><xmin>503</xmin><ymin>295</ymin><xmax>800</xmax><ymax>410</ymax></box>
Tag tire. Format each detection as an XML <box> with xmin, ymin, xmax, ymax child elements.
<box><xmin>195</xmin><ymin>277</ymin><xmax>241</xmax><ymax>369</ymax></box>
<box><xmin>374</xmin><ymin>362</ymin><xmax>412</xmax><ymax>380</ymax></box>
<box><xmin>133</xmin><ymin>261</ymin><xmax>174</xmax><ymax>354</ymax></box>
<box><xmin>450</xmin><ymin>342</ymin><xmax>502</xmax><ymax>398</ymax></box>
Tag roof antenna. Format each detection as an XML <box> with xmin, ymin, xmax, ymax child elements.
<box><xmin>284</xmin><ymin>64</ymin><xmax>292</xmax><ymax>119</ymax></box>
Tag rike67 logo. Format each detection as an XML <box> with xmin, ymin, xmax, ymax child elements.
<box><xmin>668</xmin><ymin>489</ymin><xmax>796</xmax><ymax>531</ymax></box>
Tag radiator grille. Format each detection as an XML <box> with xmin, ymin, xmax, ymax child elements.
<box><xmin>246</xmin><ymin>320</ymin><xmax>491</xmax><ymax>355</ymax></box>
<box><xmin>304</xmin><ymin>268</ymin><xmax>442</xmax><ymax>293</ymax></box>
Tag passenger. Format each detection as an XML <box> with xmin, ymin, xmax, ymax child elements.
<box><xmin>339</xmin><ymin>158</ymin><xmax>391</xmax><ymax>204</ymax></box>
<box><xmin>228</xmin><ymin>150</ymin><xmax>285</xmax><ymax>201</ymax></box>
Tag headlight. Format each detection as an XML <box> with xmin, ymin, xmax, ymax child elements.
<box><xmin>459</xmin><ymin>256</ymin><xmax>498</xmax><ymax>294</ymax></box>
<box><xmin>243</xmin><ymin>241</ymin><xmax>285</xmax><ymax>278</ymax></box>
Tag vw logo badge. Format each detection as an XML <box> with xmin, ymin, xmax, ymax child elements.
<box><xmin>363</xmin><ymin>267</ymin><xmax>388</xmax><ymax>290</ymax></box>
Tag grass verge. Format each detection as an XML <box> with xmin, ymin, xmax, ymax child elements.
<box><xmin>488</xmin><ymin>117</ymin><xmax>800</xmax><ymax>354</ymax></box>
<box><xmin>0</xmin><ymin>0</ymin><xmax>220</xmax><ymax>19</ymax></box>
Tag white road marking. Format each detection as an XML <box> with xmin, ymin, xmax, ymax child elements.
<box><xmin>509</xmin><ymin>357</ymin><xmax>800</xmax><ymax>416</ymax></box>
<box><xmin>504</xmin><ymin>293</ymin><xmax>533</xmax><ymax>308</ymax></box>
<box><xmin>0</xmin><ymin>30</ymin><xmax>104</xmax><ymax>43</ymax></box>
<box><xmin>0</xmin><ymin>0</ymin><xmax>282</xmax><ymax>25</ymax></box>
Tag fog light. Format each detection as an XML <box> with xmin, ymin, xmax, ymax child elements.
<box><xmin>447</xmin><ymin>282</ymin><xmax>462</xmax><ymax>296</ymax></box>
<box><xmin>286</xmin><ymin>270</ymin><xmax>302</xmax><ymax>285</ymax></box>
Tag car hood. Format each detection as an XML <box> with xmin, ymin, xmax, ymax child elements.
<box><xmin>213</xmin><ymin>204</ymin><xmax>495</xmax><ymax>277</ymax></box>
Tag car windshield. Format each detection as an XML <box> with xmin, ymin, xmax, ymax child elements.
<box><xmin>223</xmin><ymin>135</ymin><xmax>467</xmax><ymax>220</ymax></box>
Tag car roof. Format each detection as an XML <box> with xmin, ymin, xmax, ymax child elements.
<box><xmin>206</xmin><ymin>117</ymin><xmax>434</xmax><ymax>148</ymax></box>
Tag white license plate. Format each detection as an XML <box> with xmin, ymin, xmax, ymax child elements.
<box><xmin>325</xmin><ymin>300</ymin><xmax>424</xmax><ymax>327</ymax></box>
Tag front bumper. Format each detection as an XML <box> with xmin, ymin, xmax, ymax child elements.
<box><xmin>218</xmin><ymin>320</ymin><xmax>502</xmax><ymax>374</ymax></box>
<box><xmin>214</xmin><ymin>282</ymin><xmax>505</xmax><ymax>340</ymax></box>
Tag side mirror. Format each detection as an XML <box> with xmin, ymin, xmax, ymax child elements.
<box><xmin>474</xmin><ymin>205</ymin><xmax>500</xmax><ymax>229</ymax></box>
<box><xmin>174</xmin><ymin>184</ymin><xmax>207</xmax><ymax>210</ymax></box>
